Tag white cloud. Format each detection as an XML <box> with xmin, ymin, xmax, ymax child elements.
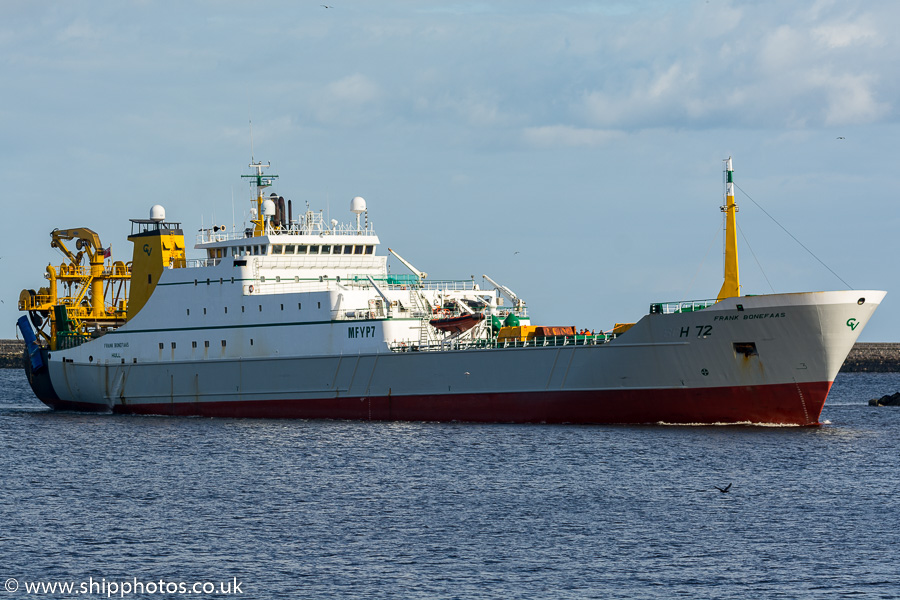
<box><xmin>308</xmin><ymin>74</ymin><xmax>383</xmax><ymax>126</ymax></box>
<box><xmin>56</xmin><ymin>18</ymin><xmax>101</xmax><ymax>43</ymax></box>
<box><xmin>809</xmin><ymin>71</ymin><xmax>889</xmax><ymax>125</ymax></box>
<box><xmin>812</xmin><ymin>21</ymin><xmax>878</xmax><ymax>49</ymax></box>
<box><xmin>522</xmin><ymin>125</ymin><xmax>622</xmax><ymax>147</ymax></box>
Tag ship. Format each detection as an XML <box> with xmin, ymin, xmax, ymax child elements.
<box><xmin>16</xmin><ymin>157</ymin><xmax>884</xmax><ymax>425</ymax></box>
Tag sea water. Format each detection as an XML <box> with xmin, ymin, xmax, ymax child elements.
<box><xmin>1</xmin><ymin>369</ymin><xmax>899</xmax><ymax>599</ymax></box>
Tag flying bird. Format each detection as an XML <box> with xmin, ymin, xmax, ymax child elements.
<box><xmin>714</xmin><ymin>483</ymin><xmax>732</xmax><ymax>493</ymax></box>
<box><xmin>321</xmin><ymin>4</ymin><xmax>332</xmax><ymax>7</ymax></box>
<box><xmin>836</xmin><ymin>136</ymin><xmax>845</xmax><ymax>140</ymax></box>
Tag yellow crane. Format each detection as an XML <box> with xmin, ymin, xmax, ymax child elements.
<box><xmin>19</xmin><ymin>227</ymin><xmax>130</xmax><ymax>350</ymax></box>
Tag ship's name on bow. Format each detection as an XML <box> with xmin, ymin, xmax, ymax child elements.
<box><xmin>713</xmin><ymin>312</ymin><xmax>785</xmax><ymax>321</ymax></box>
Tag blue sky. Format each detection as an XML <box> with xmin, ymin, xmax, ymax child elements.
<box><xmin>2</xmin><ymin>0</ymin><xmax>899</xmax><ymax>340</ymax></box>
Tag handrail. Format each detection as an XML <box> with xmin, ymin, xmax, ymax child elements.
<box><xmin>195</xmin><ymin>225</ymin><xmax>379</xmax><ymax>245</ymax></box>
<box><xmin>649</xmin><ymin>298</ymin><xmax>718</xmax><ymax>315</ymax></box>
<box><xmin>388</xmin><ymin>333</ymin><xmax>615</xmax><ymax>353</ymax></box>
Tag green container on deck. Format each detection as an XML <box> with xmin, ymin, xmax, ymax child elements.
<box><xmin>503</xmin><ymin>313</ymin><xmax>520</xmax><ymax>327</ymax></box>
<box><xmin>491</xmin><ymin>315</ymin><xmax>502</xmax><ymax>334</ymax></box>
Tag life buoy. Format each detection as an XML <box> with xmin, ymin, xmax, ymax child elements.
<box><xmin>249</xmin><ymin>285</ymin><xmax>254</xmax><ymax>293</ymax></box>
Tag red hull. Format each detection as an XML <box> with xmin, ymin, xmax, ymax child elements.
<box><xmin>92</xmin><ymin>381</ymin><xmax>833</xmax><ymax>425</ymax></box>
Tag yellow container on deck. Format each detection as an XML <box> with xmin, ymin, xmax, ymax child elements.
<box><xmin>497</xmin><ymin>325</ymin><xmax>538</xmax><ymax>342</ymax></box>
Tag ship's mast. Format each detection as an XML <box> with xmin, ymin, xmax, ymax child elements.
<box><xmin>717</xmin><ymin>156</ymin><xmax>741</xmax><ymax>301</ymax></box>
<box><xmin>241</xmin><ymin>161</ymin><xmax>278</xmax><ymax>236</ymax></box>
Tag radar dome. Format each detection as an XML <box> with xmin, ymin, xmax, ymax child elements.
<box><xmin>150</xmin><ymin>205</ymin><xmax>166</xmax><ymax>222</ymax></box>
<box><xmin>350</xmin><ymin>196</ymin><xmax>366</xmax><ymax>214</ymax></box>
<box><xmin>261</xmin><ymin>199</ymin><xmax>276</xmax><ymax>217</ymax></box>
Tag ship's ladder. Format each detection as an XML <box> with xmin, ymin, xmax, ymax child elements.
<box><xmin>407</xmin><ymin>288</ymin><xmax>433</xmax><ymax>349</ymax></box>
<box><xmin>252</xmin><ymin>259</ymin><xmax>261</xmax><ymax>290</ymax></box>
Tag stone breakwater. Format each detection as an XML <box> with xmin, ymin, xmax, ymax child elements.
<box><xmin>0</xmin><ymin>340</ymin><xmax>25</xmax><ymax>369</ymax></box>
<box><xmin>1</xmin><ymin>340</ymin><xmax>899</xmax><ymax>371</ymax></box>
<box><xmin>840</xmin><ymin>343</ymin><xmax>900</xmax><ymax>373</ymax></box>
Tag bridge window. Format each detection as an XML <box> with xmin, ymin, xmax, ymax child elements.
<box><xmin>343</xmin><ymin>245</ymin><xmax>353</xmax><ymax>255</ymax></box>
<box><xmin>272</xmin><ymin>245</ymin><xmax>283</xmax><ymax>254</ymax></box>
<box><xmin>354</xmin><ymin>245</ymin><xmax>363</xmax><ymax>254</ymax></box>
<box><xmin>365</xmin><ymin>245</ymin><xmax>374</xmax><ymax>255</ymax></box>
<box><xmin>285</xmin><ymin>245</ymin><xmax>295</xmax><ymax>255</ymax></box>
<box><xmin>309</xmin><ymin>245</ymin><xmax>320</xmax><ymax>255</ymax></box>
<box><xmin>332</xmin><ymin>245</ymin><xmax>342</xmax><ymax>255</ymax></box>
<box><xmin>321</xmin><ymin>245</ymin><xmax>331</xmax><ymax>254</ymax></box>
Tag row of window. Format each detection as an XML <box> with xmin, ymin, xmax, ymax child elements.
<box><xmin>185</xmin><ymin>301</ymin><xmax>322</xmax><ymax>316</ymax></box>
<box><xmin>159</xmin><ymin>340</ymin><xmax>257</xmax><ymax>349</ymax></box>
<box><xmin>193</xmin><ymin>276</ymin><xmax>344</xmax><ymax>285</ymax></box>
<box><xmin>208</xmin><ymin>244</ymin><xmax>376</xmax><ymax>258</ymax></box>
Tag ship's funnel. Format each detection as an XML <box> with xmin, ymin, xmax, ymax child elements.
<box><xmin>127</xmin><ymin>211</ymin><xmax>186</xmax><ymax>320</ymax></box>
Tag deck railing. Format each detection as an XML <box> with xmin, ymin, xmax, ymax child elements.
<box><xmin>649</xmin><ymin>298</ymin><xmax>718</xmax><ymax>315</ymax></box>
<box><xmin>389</xmin><ymin>333</ymin><xmax>616</xmax><ymax>353</ymax></box>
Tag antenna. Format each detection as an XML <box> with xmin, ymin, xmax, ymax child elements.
<box><xmin>249</xmin><ymin>118</ymin><xmax>255</xmax><ymax>164</ymax></box>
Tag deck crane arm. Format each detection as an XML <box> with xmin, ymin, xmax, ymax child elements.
<box><xmin>366</xmin><ymin>276</ymin><xmax>394</xmax><ymax>318</ymax></box>
<box><xmin>50</xmin><ymin>228</ymin><xmax>103</xmax><ymax>263</ymax></box>
<box><xmin>388</xmin><ymin>248</ymin><xmax>427</xmax><ymax>281</ymax></box>
<box><xmin>482</xmin><ymin>274</ymin><xmax>524</xmax><ymax>310</ymax></box>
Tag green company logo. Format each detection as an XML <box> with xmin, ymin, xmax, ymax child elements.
<box><xmin>143</xmin><ymin>243</ymin><xmax>152</xmax><ymax>256</ymax></box>
<box><xmin>846</xmin><ymin>318</ymin><xmax>859</xmax><ymax>331</ymax></box>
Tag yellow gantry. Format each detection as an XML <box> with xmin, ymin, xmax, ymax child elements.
<box><xmin>716</xmin><ymin>157</ymin><xmax>741</xmax><ymax>301</ymax></box>
<box><xmin>18</xmin><ymin>227</ymin><xmax>131</xmax><ymax>349</ymax></box>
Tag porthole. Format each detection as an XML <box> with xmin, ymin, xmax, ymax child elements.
<box><xmin>858</xmin><ymin>298</ymin><xmax>865</xmax><ymax>305</ymax></box>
